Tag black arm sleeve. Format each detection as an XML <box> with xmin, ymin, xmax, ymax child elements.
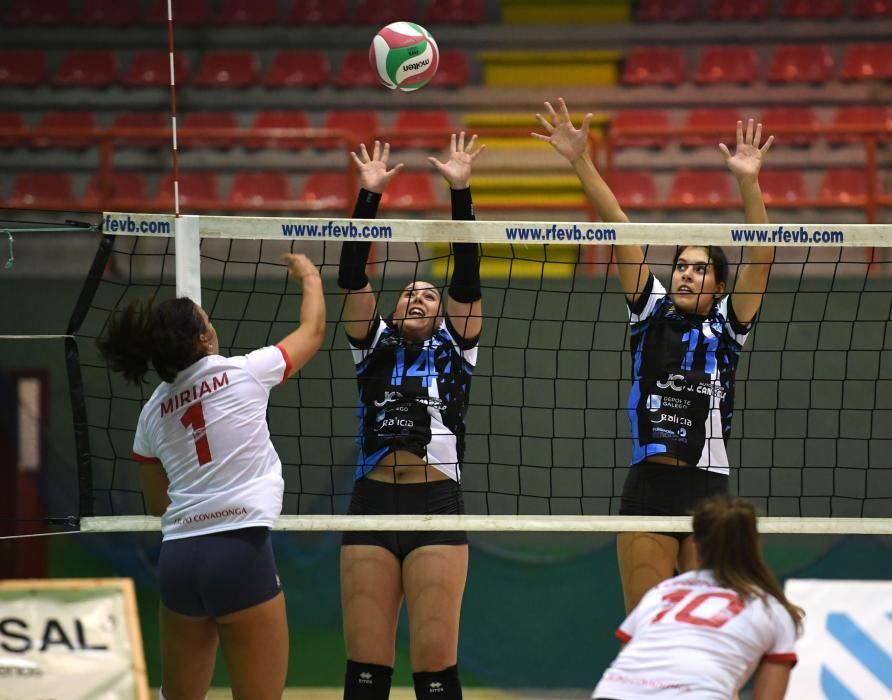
<box><xmin>448</xmin><ymin>187</ymin><xmax>481</xmax><ymax>303</ymax></box>
<box><xmin>338</xmin><ymin>188</ymin><xmax>381</xmax><ymax>290</ymax></box>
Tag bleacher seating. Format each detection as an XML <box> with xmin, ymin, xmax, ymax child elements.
<box><xmin>829</xmin><ymin>106</ymin><xmax>891</xmax><ymax>144</ymax></box>
<box><xmin>334</xmin><ymin>51</ymin><xmax>381</xmax><ymax>88</ymax></box>
<box><xmin>124</xmin><ymin>51</ymin><xmax>189</xmax><ymax>88</ymax></box>
<box><xmin>694</xmin><ymin>46</ymin><xmax>760</xmax><ymax>84</ymax></box>
<box><xmin>433</xmin><ymin>49</ymin><xmax>472</xmax><ymax>87</ymax></box>
<box><xmin>707</xmin><ymin>0</ymin><xmax>769</xmax><ymax>21</ymax></box>
<box><xmin>53</xmin><ymin>50</ymin><xmax>119</xmax><ymax>87</ymax></box>
<box><xmin>155</xmin><ymin>172</ymin><xmax>220</xmax><ymax>209</ymax></box>
<box><xmin>767</xmin><ymin>44</ymin><xmax>834</xmax><ymax>83</ymax></box>
<box><xmin>759</xmin><ymin>170</ymin><xmax>809</xmax><ymax>204</ymax></box>
<box><xmin>214</xmin><ymin>0</ymin><xmax>278</xmax><ymax>25</ymax></box>
<box><xmin>610</xmin><ymin>171</ymin><xmax>658</xmax><ymax>206</ymax></box>
<box><xmin>635</xmin><ymin>0</ymin><xmax>697</xmax><ymax>21</ymax></box>
<box><xmin>388</xmin><ymin>110</ymin><xmax>454</xmax><ymax>148</ymax></box>
<box><xmin>669</xmin><ymin>170</ymin><xmax>732</xmax><ymax>204</ymax></box>
<box><xmin>248</xmin><ymin>111</ymin><xmax>310</xmax><ymax>149</ymax></box>
<box><xmin>322</xmin><ymin>111</ymin><xmax>380</xmax><ymax>147</ymax></box>
<box><xmin>7</xmin><ymin>172</ymin><xmax>74</xmax><ymax>208</ymax></box>
<box><xmin>146</xmin><ymin>0</ymin><xmax>211</xmax><ymax>25</ymax></box>
<box><xmin>179</xmin><ymin>112</ymin><xmax>240</xmax><ymax>148</ymax></box>
<box><xmin>422</xmin><ymin>0</ymin><xmax>485</xmax><ymax>24</ymax></box>
<box><xmin>83</xmin><ymin>172</ymin><xmax>148</xmax><ymax>209</ymax></box>
<box><xmin>780</xmin><ymin>0</ymin><xmax>842</xmax><ymax>19</ymax></box>
<box><xmin>192</xmin><ymin>51</ymin><xmax>260</xmax><ymax>88</ymax></box>
<box><xmin>79</xmin><ymin>0</ymin><xmax>141</xmax><ymax>25</ymax></box>
<box><xmin>230</xmin><ymin>171</ymin><xmax>292</xmax><ymax>207</ymax></box>
<box><xmin>0</xmin><ymin>50</ymin><xmax>48</xmax><ymax>86</ymax></box>
<box><xmin>4</xmin><ymin>0</ymin><xmax>70</xmax><ymax>24</ymax></box>
<box><xmin>264</xmin><ymin>51</ymin><xmax>329</xmax><ymax>88</ymax></box>
<box><xmin>34</xmin><ymin>111</ymin><xmax>97</xmax><ymax>148</ymax></box>
<box><xmin>681</xmin><ymin>108</ymin><xmax>743</xmax><ymax>148</ymax></box>
<box><xmin>286</xmin><ymin>0</ymin><xmax>348</xmax><ymax>24</ymax></box>
<box><xmin>611</xmin><ymin>109</ymin><xmax>671</xmax><ymax>149</ymax></box>
<box><xmin>759</xmin><ymin>106</ymin><xmax>819</xmax><ymax>146</ymax></box>
<box><xmin>840</xmin><ymin>43</ymin><xmax>892</xmax><ymax>81</ymax></box>
<box><xmin>0</xmin><ymin>112</ymin><xmax>26</xmax><ymax>148</ymax></box>
<box><xmin>853</xmin><ymin>0</ymin><xmax>892</xmax><ymax>18</ymax></box>
<box><xmin>819</xmin><ymin>168</ymin><xmax>870</xmax><ymax>203</ymax></box>
<box><xmin>353</xmin><ymin>0</ymin><xmax>416</xmax><ymax>24</ymax></box>
<box><xmin>300</xmin><ymin>172</ymin><xmax>351</xmax><ymax>209</ymax></box>
<box><xmin>380</xmin><ymin>172</ymin><xmax>437</xmax><ymax>208</ymax></box>
<box><xmin>623</xmin><ymin>48</ymin><xmax>687</xmax><ymax>85</ymax></box>
<box><xmin>111</xmin><ymin>112</ymin><xmax>168</xmax><ymax>148</ymax></box>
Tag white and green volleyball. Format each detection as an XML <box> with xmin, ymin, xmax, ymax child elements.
<box><xmin>369</xmin><ymin>22</ymin><xmax>439</xmax><ymax>91</ymax></box>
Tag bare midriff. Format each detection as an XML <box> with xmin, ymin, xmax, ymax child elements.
<box><xmin>365</xmin><ymin>450</ymin><xmax>452</xmax><ymax>484</ymax></box>
<box><xmin>645</xmin><ymin>453</ymin><xmax>695</xmax><ymax>467</ymax></box>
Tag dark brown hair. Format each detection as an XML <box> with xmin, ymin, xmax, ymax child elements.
<box><xmin>96</xmin><ymin>297</ymin><xmax>207</xmax><ymax>385</ymax></box>
<box><xmin>693</xmin><ymin>495</ymin><xmax>804</xmax><ymax>632</ymax></box>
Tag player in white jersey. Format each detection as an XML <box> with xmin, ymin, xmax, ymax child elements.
<box><xmin>593</xmin><ymin>495</ymin><xmax>803</xmax><ymax>700</ymax></box>
<box><xmin>337</xmin><ymin>135</ymin><xmax>484</xmax><ymax>700</ymax></box>
<box><xmin>536</xmin><ymin>99</ymin><xmax>777</xmax><ymax>613</ymax></box>
<box><xmin>97</xmin><ymin>253</ymin><xmax>325</xmax><ymax>700</ymax></box>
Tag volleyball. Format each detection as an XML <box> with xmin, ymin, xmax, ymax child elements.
<box><xmin>369</xmin><ymin>22</ymin><xmax>439</xmax><ymax>91</ymax></box>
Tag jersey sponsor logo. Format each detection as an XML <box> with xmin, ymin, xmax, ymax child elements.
<box><xmin>656</xmin><ymin>374</ymin><xmax>687</xmax><ymax>392</ymax></box>
<box><xmin>655</xmin><ymin>375</ymin><xmax>726</xmax><ymax>401</ymax></box>
<box><xmin>173</xmin><ymin>505</ymin><xmax>247</xmax><ymax>527</ymax></box>
<box><xmin>373</xmin><ymin>389</ymin><xmax>446</xmax><ymax>412</ymax></box>
<box><xmin>160</xmin><ymin>371</ymin><xmax>230</xmax><ymax>417</ymax></box>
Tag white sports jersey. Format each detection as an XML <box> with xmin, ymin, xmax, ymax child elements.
<box><xmin>132</xmin><ymin>346</ymin><xmax>290</xmax><ymax>541</ymax></box>
<box><xmin>593</xmin><ymin>570</ymin><xmax>798</xmax><ymax>700</ymax></box>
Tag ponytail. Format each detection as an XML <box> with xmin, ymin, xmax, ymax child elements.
<box><xmin>694</xmin><ymin>495</ymin><xmax>804</xmax><ymax>632</ymax></box>
<box><xmin>97</xmin><ymin>297</ymin><xmax>207</xmax><ymax>385</ymax></box>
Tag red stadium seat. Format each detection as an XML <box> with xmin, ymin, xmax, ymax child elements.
<box><xmin>230</xmin><ymin>172</ymin><xmax>292</xmax><ymax>208</ymax></box>
<box><xmin>780</xmin><ymin>0</ymin><xmax>842</xmax><ymax>19</ymax></box>
<box><xmin>4</xmin><ymin>0</ymin><xmax>69</xmax><ymax>24</ymax></box>
<box><xmin>707</xmin><ymin>0</ymin><xmax>769</xmax><ymax>20</ymax></box>
<box><xmin>215</xmin><ymin>0</ymin><xmax>278</xmax><ymax>25</ymax></box>
<box><xmin>124</xmin><ymin>51</ymin><xmax>189</xmax><ymax>88</ymax></box>
<box><xmin>264</xmin><ymin>50</ymin><xmax>329</xmax><ymax>88</ymax></box>
<box><xmin>53</xmin><ymin>50</ymin><xmax>119</xmax><ymax>87</ymax></box>
<box><xmin>635</xmin><ymin>0</ymin><xmax>697</xmax><ymax>21</ymax></box>
<box><xmin>179</xmin><ymin>112</ymin><xmax>240</xmax><ymax>148</ymax></box>
<box><xmin>79</xmin><ymin>0</ymin><xmax>141</xmax><ymax>25</ymax></box>
<box><xmin>758</xmin><ymin>170</ymin><xmax>808</xmax><ymax>204</ymax></box>
<box><xmin>7</xmin><ymin>173</ymin><xmax>74</xmax><ymax>208</ymax></box>
<box><xmin>112</xmin><ymin>112</ymin><xmax>168</xmax><ymax>148</ymax></box>
<box><xmin>829</xmin><ymin>106</ymin><xmax>891</xmax><ymax>144</ymax></box>
<box><xmin>422</xmin><ymin>0</ymin><xmax>485</xmax><ymax>24</ymax></box>
<box><xmin>841</xmin><ymin>43</ymin><xmax>892</xmax><ymax>81</ymax></box>
<box><xmin>432</xmin><ymin>49</ymin><xmax>471</xmax><ymax>87</ymax></box>
<box><xmin>681</xmin><ymin>108</ymin><xmax>742</xmax><ymax>148</ymax></box>
<box><xmin>767</xmin><ymin>45</ymin><xmax>834</xmax><ymax>83</ymax></box>
<box><xmin>694</xmin><ymin>46</ymin><xmax>759</xmax><ymax>84</ymax></box>
<box><xmin>83</xmin><ymin>172</ymin><xmax>149</xmax><ymax>209</ymax></box>
<box><xmin>322</xmin><ymin>111</ymin><xmax>380</xmax><ymax>147</ymax></box>
<box><xmin>248</xmin><ymin>111</ymin><xmax>310</xmax><ymax>149</ymax></box>
<box><xmin>853</xmin><ymin>0</ymin><xmax>892</xmax><ymax>17</ymax></box>
<box><xmin>34</xmin><ymin>111</ymin><xmax>97</xmax><ymax>148</ymax></box>
<box><xmin>0</xmin><ymin>50</ymin><xmax>48</xmax><ymax>86</ymax></box>
<box><xmin>192</xmin><ymin>51</ymin><xmax>260</xmax><ymax>88</ymax></box>
<box><xmin>819</xmin><ymin>168</ymin><xmax>870</xmax><ymax>203</ymax></box>
<box><xmin>389</xmin><ymin>110</ymin><xmax>454</xmax><ymax>147</ymax></box>
<box><xmin>145</xmin><ymin>0</ymin><xmax>211</xmax><ymax>25</ymax></box>
<box><xmin>353</xmin><ymin>0</ymin><xmax>416</xmax><ymax>24</ymax></box>
<box><xmin>334</xmin><ymin>51</ymin><xmax>381</xmax><ymax>88</ymax></box>
<box><xmin>381</xmin><ymin>173</ymin><xmax>436</xmax><ymax>208</ymax></box>
<box><xmin>610</xmin><ymin>109</ymin><xmax>671</xmax><ymax>149</ymax></box>
<box><xmin>156</xmin><ymin>172</ymin><xmax>221</xmax><ymax>209</ymax></box>
<box><xmin>668</xmin><ymin>170</ymin><xmax>732</xmax><ymax>205</ymax></box>
<box><xmin>610</xmin><ymin>171</ymin><xmax>657</xmax><ymax>206</ymax></box>
<box><xmin>301</xmin><ymin>172</ymin><xmax>351</xmax><ymax>209</ymax></box>
<box><xmin>623</xmin><ymin>48</ymin><xmax>686</xmax><ymax>86</ymax></box>
<box><xmin>759</xmin><ymin>106</ymin><xmax>819</xmax><ymax>146</ymax></box>
<box><xmin>286</xmin><ymin>0</ymin><xmax>348</xmax><ymax>23</ymax></box>
<box><xmin>0</xmin><ymin>112</ymin><xmax>26</xmax><ymax>148</ymax></box>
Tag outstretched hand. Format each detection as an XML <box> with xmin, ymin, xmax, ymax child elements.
<box><xmin>350</xmin><ymin>140</ymin><xmax>404</xmax><ymax>194</ymax></box>
<box><xmin>719</xmin><ymin>119</ymin><xmax>774</xmax><ymax>180</ymax></box>
<box><xmin>428</xmin><ymin>132</ymin><xmax>485</xmax><ymax>189</ymax></box>
<box><xmin>532</xmin><ymin>97</ymin><xmax>593</xmax><ymax>163</ymax></box>
<box><xmin>281</xmin><ymin>253</ymin><xmax>320</xmax><ymax>281</ymax></box>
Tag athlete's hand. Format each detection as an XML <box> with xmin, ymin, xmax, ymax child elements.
<box><xmin>428</xmin><ymin>132</ymin><xmax>486</xmax><ymax>190</ymax></box>
<box><xmin>281</xmin><ymin>253</ymin><xmax>320</xmax><ymax>281</ymax></box>
<box><xmin>350</xmin><ymin>140</ymin><xmax>404</xmax><ymax>194</ymax></box>
<box><xmin>719</xmin><ymin>119</ymin><xmax>774</xmax><ymax>181</ymax></box>
<box><xmin>532</xmin><ymin>97</ymin><xmax>592</xmax><ymax>164</ymax></box>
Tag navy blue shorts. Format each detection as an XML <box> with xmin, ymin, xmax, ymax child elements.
<box><xmin>158</xmin><ymin>526</ymin><xmax>281</xmax><ymax>618</ymax></box>
<box><xmin>619</xmin><ymin>461</ymin><xmax>729</xmax><ymax>542</ymax></box>
<box><xmin>342</xmin><ymin>477</ymin><xmax>467</xmax><ymax>561</ymax></box>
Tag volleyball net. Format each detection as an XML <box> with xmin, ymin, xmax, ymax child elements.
<box><xmin>74</xmin><ymin>212</ymin><xmax>892</xmax><ymax>535</ymax></box>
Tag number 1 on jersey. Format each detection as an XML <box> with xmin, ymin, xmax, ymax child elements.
<box><xmin>181</xmin><ymin>402</ymin><xmax>212</xmax><ymax>465</ymax></box>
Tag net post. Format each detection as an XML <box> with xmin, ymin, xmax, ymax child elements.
<box><xmin>174</xmin><ymin>215</ymin><xmax>201</xmax><ymax>304</ymax></box>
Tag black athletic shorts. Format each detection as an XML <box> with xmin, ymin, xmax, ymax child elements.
<box><xmin>619</xmin><ymin>460</ymin><xmax>729</xmax><ymax>542</ymax></box>
<box><xmin>342</xmin><ymin>477</ymin><xmax>467</xmax><ymax>561</ymax></box>
<box><xmin>158</xmin><ymin>526</ymin><xmax>281</xmax><ymax>617</ymax></box>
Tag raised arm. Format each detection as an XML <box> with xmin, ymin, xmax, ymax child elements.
<box><xmin>720</xmin><ymin>119</ymin><xmax>775</xmax><ymax>324</ymax></box>
<box><xmin>532</xmin><ymin>97</ymin><xmax>649</xmax><ymax>304</ymax></box>
<box><xmin>429</xmin><ymin>132</ymin><xmax>485</xmax><ymax>340</ymax></box>
<box><xmin>277</xmin><ymin>253</ymin><xmax>326</xmax><ymax>379</ymax></box>
<box><xmin>339</xmin><ymin>141</ymin><xmax>404</xmax><ymax>340</ymax></box>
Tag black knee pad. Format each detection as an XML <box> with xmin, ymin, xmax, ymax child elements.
<box><xmin>413</xmin><ymin>665</ymin><xmax>461</xmax><ymax>700</ymax></box>
<box><xmin>344</xmin><ymin>660</ymin><xmax>393</xmax><ymax>700</ymax></box>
